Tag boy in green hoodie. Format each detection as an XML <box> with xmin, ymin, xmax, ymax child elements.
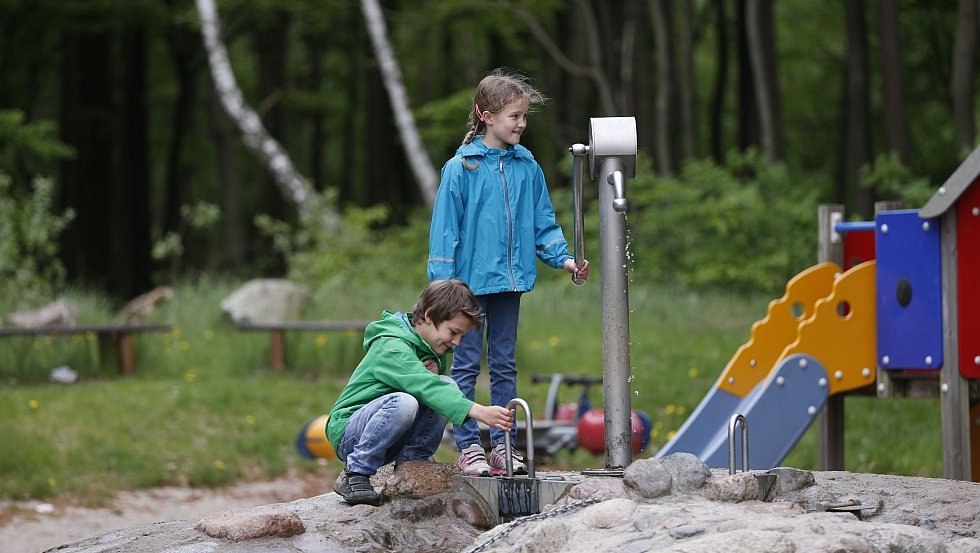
<box><xmin>327</xmin><ymin>279</ymin><xmax>514</xmax><ymax>506</ymax></box>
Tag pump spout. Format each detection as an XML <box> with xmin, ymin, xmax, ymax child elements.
<box><xmin>608</xmin><ymin>170</ymin><xmax>627</xmax><ymax>213</ymax></box>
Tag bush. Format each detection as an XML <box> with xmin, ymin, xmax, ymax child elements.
<box><xmin>627</xmin><ymin>150</ymin><xmax>820</xmax><ymax>295</ymax></box>
<box><xmin>0</xmin><ymin>172</ymin><xmax>76</xmax><ymax>308</ymax></box>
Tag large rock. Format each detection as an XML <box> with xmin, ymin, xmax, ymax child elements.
<box><xmin>7</xmin><ymin>298</ymin><xmax>78</xmax><ymax>327</ymax></box>
<box><xmin>51</xmin><ymin>462</ymin><xmax>980</xmax><ymax>553</ymax></box>
<box><xmin>220</xmin><ymin>279</ymin><xmax>309</xmax><ymax>323</ymax></box>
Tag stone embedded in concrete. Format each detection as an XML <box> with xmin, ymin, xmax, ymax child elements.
<box><xmin>582</xmin><ymin>498</ymin><xmax>637</xmax><ymax>529</ymax></box>
<box><xmin>452</xmin><ymin>498</ymin><xmax>495</xmax><ymax>530</ymax></box>
<box><xmin>768</xmin><ymin>466</ymin><xmax>815</xmax><ymax>495</ymax></box>
<box><xmin>659</xmin><ymin>452</ymin><xmax>712</xmax><ymax>492</ymax></box>
<box><xmin>382</xmin><ymin>461</ymin><xmax>455</xmax><ymax>499</ymax></box>
<box><xmin>389</xmin><ymin>496</ymin><xmax>444</xmax><ymax>522</ymax></box>
<box><xmin>703</xmin><ymin>472</ymin><xmax>759</xmax><ymax>502</ymax></box>
<box><xmin>623</xmin><ymin>458</ymin><xmax>672</xmax><ymax>499</ymax></box>
<box><xmin>568</xmin><ymin>477</ymin><xmax>628</xmax><ymax>502</ymax></box>
<box><xmin>195</xmin><ymin>506</ymin><xmax>304</xmax><ymax>541</ymax></box>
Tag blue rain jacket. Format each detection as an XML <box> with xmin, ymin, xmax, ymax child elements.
<box><xmin>427</xmin><ymin>136</ymin><xmax>572</xmax><ymax>295</ymax></box>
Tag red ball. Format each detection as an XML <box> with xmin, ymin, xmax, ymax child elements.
<box><xmin>575</xmin><ymin>408</ymin><xmax>647</xmax><ymax>455</ymax></box>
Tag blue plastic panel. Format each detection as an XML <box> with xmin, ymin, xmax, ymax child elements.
<box><xmin>655</xmin><ymin>386</ymin><xmax>742</xmax><ymax>460</ymax></box>
<box><xmin>701</xmin><ymin>354</ymin><xmax>829</xmax><ymax>470</ymax></box>
<box><xmin>876</xmin><ymin>210</ymin><xmax>944</xmax><ymax>370</ymax></box>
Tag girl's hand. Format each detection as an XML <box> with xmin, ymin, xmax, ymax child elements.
<box><xmin>564</xmin><ymin>259</ymin><xmax>590</xmax><ymax>282</ymax></box>
<box><xmin>423</xmin><ymin>358</ymin><xmax>439</xmax><ymax>374</ymax></box>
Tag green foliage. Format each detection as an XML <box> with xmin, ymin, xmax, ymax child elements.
<box><xmin>628</xmin><ymin>150</ymin><xmax>820</xmax><ymax>294</ymax></box>
<box><xmin>0</xmin><ymin>110</ymin><xmax>75</xmax><ymax>180</ymax></box>
<box><xmin>859</xmin><ymin>152</ymin><xmax>935</xmax><ymax>209</ymax></box>
<box><xmin>153</xmin><ymin>202</ymin><xmax>222</xmax><ymax>282</ymax></box>
<box><xmin>257</xmin><ymin>195</ymin><xmax>432</xmax><ymax>290</ymax></box>
<box><xmin>0</xmin><ymin>172</ymin><xmax>76</xmax><ymax>307</ymax></box>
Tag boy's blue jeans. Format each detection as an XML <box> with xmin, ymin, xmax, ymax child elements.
<box><xmin>336</xmin><ymin>375</ymin><xmax>453</xmax><ymax>476</ymax></box>
<box><xmin>452</xmin><ymin>292</ymin><xmax>521</xmax><ymax>451</ymax></box>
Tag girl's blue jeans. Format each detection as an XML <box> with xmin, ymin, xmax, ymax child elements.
<box><xmin>451</xmin><ymin>291</ymin><xmax>522</xmax><ymax>451</ymax></box>
<box><xmin>336</xmin><ymin>375</ymin><xmax>453</xmax><ymax>476</ymax></box>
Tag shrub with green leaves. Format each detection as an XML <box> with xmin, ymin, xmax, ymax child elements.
<box><xmin>628</xmin><ymin>150</ymin><xmax>820</xmax><ymax>295</ymax></box>
<box><xmin>0</xmin><ymin>172</ymin><xmax>76</xmax><ymax>307</ymax></box>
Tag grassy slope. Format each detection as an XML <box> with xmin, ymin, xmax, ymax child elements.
<box><xmin>0</xmin><ymin>276</ymin><xmax>943</xmax><ymax>503</ymax></box>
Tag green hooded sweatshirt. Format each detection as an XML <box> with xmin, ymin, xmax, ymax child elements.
<box><xmin>326</xmin><ymin>310</ymin><xmax>475</xmax><ymax>447</ymax></box>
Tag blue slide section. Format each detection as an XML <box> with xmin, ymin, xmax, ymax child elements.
<box><xmin>657</xmin><ymin>354</ymin><xmax>830</xmax><ymax>470</ymax></box>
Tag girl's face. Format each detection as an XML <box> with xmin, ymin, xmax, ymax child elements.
<box><xmin>481</xmin><ymin>97</ymin><xmax>530</xmax><ymax>150</ymax></box>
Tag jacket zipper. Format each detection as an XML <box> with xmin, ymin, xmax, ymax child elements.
<box><xmin>499</xmin><ymin>158</ymin><xmax>517</xmax><ymax>290</ymax></box>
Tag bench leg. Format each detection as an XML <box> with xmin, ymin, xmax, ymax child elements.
<box><xmin>269</xmin><ymin>330</ymin><xmax>286</xmax><ymax>373</ymax></box>
<box><xmin>96</xmin><ymin>332</ymin><xmax>135</xmax><ymax>374</ymax></box>
<box><xmin>117</xmin><ymin>333</ymin><xmax>136</xmax><ymax>374</ymax></box>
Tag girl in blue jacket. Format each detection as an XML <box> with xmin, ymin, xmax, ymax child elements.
<box><xmin>428</xmin><ymin>68</ymin><xmax>589</xmax><ymax>477</ymax></box>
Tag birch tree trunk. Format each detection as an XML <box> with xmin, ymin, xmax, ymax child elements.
<box><xmin>195</xmin><ymin>0</ymin><xmax>331</xmax><ymax>221</ymax></box>
<box><xmin>360</xmin><ymin>0</ymin><xmax>438</xmax><ymax>207</ymax></box>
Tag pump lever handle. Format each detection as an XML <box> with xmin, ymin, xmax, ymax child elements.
<box><xmin>570</xmin><ymin>144</ymin><xmax>589</xmax><ymax>285</ymax></box>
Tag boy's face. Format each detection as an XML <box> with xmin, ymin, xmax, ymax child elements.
<box><xmin>417</xmin><ymin>311</ymin><xmax>475</xmax><ymax>354</ymax></box>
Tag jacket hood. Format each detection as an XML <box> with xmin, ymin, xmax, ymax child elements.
<box><xmin>457</xmin><ymin>135</ymin><xmax>534</xmax><ymax>161</ymax></box>
<box><xmin>363</xmin><ymin>310</ymin><xmax>443</xmax><ymax>368</ymax></box>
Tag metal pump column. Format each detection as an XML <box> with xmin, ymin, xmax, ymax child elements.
<box><xmin>570</xmin><ymin>117</ymin><xmax>637</xmax><ymax>469</ymax></box>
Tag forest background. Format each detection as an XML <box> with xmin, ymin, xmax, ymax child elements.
<box><xmin>0</xmin><ymin>0</ymin><xmax>979</xmax><ymax>501</ymax></box>
<box><xmin>3</xmin><ymin>0</ymin><xmax>977</xmax><ymax>304</ymax></box>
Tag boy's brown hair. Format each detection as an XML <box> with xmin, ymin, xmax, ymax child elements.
<box><xmin>412</xmin><ymin>279</ymin><xmax>483</xmax><ymax>328</ymax></box>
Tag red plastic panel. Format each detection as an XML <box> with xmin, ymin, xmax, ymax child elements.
<box><xmin>843</xmin><ymin>229</ymin><xmax>875</xmax><ymax>270</ymax></box>
<box><xmin>958</xmin><ymin>180</ymin><xmax>980</xmax><ymax>378</ymax></box>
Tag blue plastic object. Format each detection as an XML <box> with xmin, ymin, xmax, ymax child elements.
<box><xmin>875</xmin><ymin>210</ymin><xmax>944</xmax><ymax>370</ymax></box>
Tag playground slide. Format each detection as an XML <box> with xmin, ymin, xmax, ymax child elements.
<box><xmin>655</xmin><ymin>261</ymin><xmax>878</xmax><ymax>469</ymax></box>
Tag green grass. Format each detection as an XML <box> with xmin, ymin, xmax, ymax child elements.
<box><xmin>0</xmin><ymin>274</ymin><xmax>945</xmax><ymax>503</ymax></box>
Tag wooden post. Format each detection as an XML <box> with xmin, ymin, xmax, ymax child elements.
<box><xmin>116</xmin><ymin>332</ymin><xmax>136</xmax><ymax>375</ymax></box>
<box><xmin>938</xmin><ymin>208</ymin><xmax>971</xmax><ymax>480</ymax></box>
<box><xmin>817</xmin><ymin>204</ymin><xmax>845</xmax><ymax>471</ymax></box>
<box><xmin>269</xmin><ymin>329</ymin><xmax>286</xmax><ymax>373</ymax></box>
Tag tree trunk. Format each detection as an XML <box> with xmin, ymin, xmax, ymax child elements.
<box><xmin>254</xmin><ymin>8</ymin><xmax>291</xmax><ymax>235</ymax></box>
<box><xmin>745</xmin><ymin>0</ymin><xmax>783</xmax><ymax>162</ymax></box>
<box><xmin>843</xmin><ymin>0</ymin><xmax>873</xmax><ymax>218</ymax></box>
<box><xmin>650</xmin><ymin>0</ymin><xmax>676</xmax><ymax>175</ymax></box>
<box><xmin>206</xmin><ymin>78</ymin><xmax>245</xmax><ymax>269</ymax></box>
<box><xmin>736</xmin><ymin>0</ymin><xmax>758</xmax><ymax>151</ymax></box>
<box><xmin>877</xmin><ymin>0</ymin><xmax>911</xmax><ymax>164</ymax></box>
<box><xmin>678</xmin><ymin>0</ymin><xmax>697</xmax><ymax>161</ymax></box>
<box><xmin>952</xmin><ymin>0</ymin><xmax>978</xmax><ymax>153</ymax></box>
<box><xmin>163</xmin><ymin>1</ymin><xmax>199</xmax><ymax>245</ymax></box>
<box><xmin>709</xmin><ymin>0</ymin><xmax>730</xmax><ymax>162</ymax></box>
<box><xmin>58</xmin><ymin>29</ymin><xmax>115</xmax><ymax>291</ymax></box>
<box><xmin>118</xmin><ymin>24</ymin><xmax>153</xmax><ymax>296</ymax></box>
<box><xmin>359</xmin><ymin>0</ymin><xmax>438</xmax><ymax>207</ymax></box>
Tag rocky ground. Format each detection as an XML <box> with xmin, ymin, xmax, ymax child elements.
<box><xmin>0</xmin><ymin>470</ymin><xmax>332</xmax><ymax>553</ymax></box>
<box><xmin>5</xmin><ymin>457</ymin><xmax>980</xmax><ymax>553</ymax></box>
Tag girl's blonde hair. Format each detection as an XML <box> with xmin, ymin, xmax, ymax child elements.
<box><xmin>461</xmin><ymin>68</ymin><xmax>546</xmax><ymax>147</ymax></box>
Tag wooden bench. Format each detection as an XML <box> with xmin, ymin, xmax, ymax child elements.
<box><xmin>235</xmin><ymin>320</ymin><xmax>371</xmax><ymax>372</ymax></box>
<box><xmin>0</xmin><ymin>323</ymin><xmax>173</xmax><ymax>374</ymax></box>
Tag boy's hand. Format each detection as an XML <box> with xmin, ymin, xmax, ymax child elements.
<box><xmin>423</xmin><ymin>358</ymin><xmax>439</xmax><ymax>374</ymax></box>
<box><xmin>564</xmin><ymin>258</ymin><xmax>590</xmax><ymax>282</ymax></box>
<box><xmin>469</xmin><ymin>404</ymin><xmax>513</xmax><ymax>432</ymax></box>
